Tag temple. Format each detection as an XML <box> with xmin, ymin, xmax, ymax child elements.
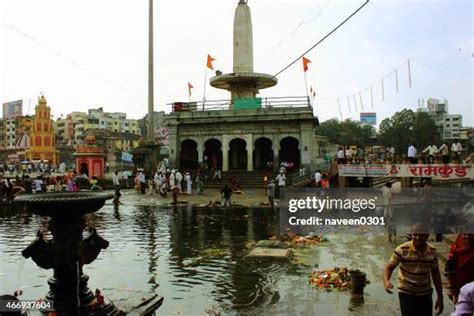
<box><xmin>26</xmin><ymin>96</ymin><xmax>60</xmax><ymax>165</ymax></box>
<box><xmin>166</xmin><ymin>0</ymin><xmax>322</xmax><ymax>172</ymax></box>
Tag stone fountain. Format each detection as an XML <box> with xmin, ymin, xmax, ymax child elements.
<box><xmin>14</xmin><ymin>191</ymin><xmax>122</xmax><ymax>314</ymax></box>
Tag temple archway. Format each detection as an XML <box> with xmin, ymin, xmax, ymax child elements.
<box><xmin>179</xmin><ymin>139</ymin><xmax>199</xmax><ymax>170</ymax></box>
<box><xmin>204</xmin><ymin>138</ymin><xmax>222</xmax><ymax>169</ymax></box>
<box><xmin>279</xmin><ymin>137</ymin><xmax>300</xmax><ymax>168</ymax></box>
<box><xmin>229</xmin><ymin>138</ymin><xmax>247</xmax><ymax>170</ymax></box>
<box><xmin>253</xmin><ymin>137</ymin><xmax>273</xmax><ymax>170</ymax></box>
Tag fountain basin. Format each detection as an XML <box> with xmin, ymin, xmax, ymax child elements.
<box><xmin>14</xmin><ymin>191</ymin><xmax>115</xmax><ymax>217</ymax></box>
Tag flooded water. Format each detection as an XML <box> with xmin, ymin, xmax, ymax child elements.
<box><xmin>0</xmin><ymin>191</ymin><xmax>455</xmax><ymax>315</ymax></box>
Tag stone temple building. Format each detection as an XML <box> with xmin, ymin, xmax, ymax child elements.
<box><xmin>165</xmin><ymin>0</ymin><xmax>322</xmax><ymax>172</ymax></box>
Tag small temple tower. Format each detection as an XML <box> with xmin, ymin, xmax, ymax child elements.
<box><xmin>26</xmin><ymin>96</ymin><xmax>60</xmax><ymax>166</ymax></box>
<box><xmin>74</xmin><ymin>135</ymin><xmax>106</xmax><ymax>179</ymax></box>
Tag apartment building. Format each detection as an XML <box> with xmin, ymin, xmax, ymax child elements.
<box><xmin>419</xmin><ymin>98</ymin><xmax>464</xmax><ymax>141</ymax></box>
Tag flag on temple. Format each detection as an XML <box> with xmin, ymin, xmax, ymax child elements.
<box><xmin>302</xmin><ymin>57</ymin><xmax>311</xmax><ymax>72</ymax></box>
<box><xmin>207</xmin><ymin>54</ymin><xmax>216</xmax><ymax>70</ymax></box>
<box><xmin>188</xmin><ymin>82</ymin><xmax>194</xmax><ymax>97</ymax></box>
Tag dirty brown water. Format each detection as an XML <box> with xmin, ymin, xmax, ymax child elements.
<box><xmin>0</xmin><ymin>190</ymin><xmax>455</xmax><ymax>315</ymax></box>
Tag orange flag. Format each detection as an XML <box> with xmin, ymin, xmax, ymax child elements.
<box><xmin>302</xmin><ymin>57</ymin><xmax>311</xmax><ymax>72</ymax></box>
<box><xmin>207</xmin><ymin>54</ymin><xmax>216</xmax><ymax>70</ymax></box>
<box><xmin>188</xmin><ymin>82</ymin><xmax>194</xmax><ymax>97</ymax></box>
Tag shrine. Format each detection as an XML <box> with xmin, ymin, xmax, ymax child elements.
<box><xmin>74</xmin><ymin>135</ymin><xmax>106</xmax><ymax>178</ymax></box>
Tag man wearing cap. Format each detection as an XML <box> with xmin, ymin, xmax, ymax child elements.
<box><xmin>383</xmin><ymin>223</ymin><xmax>443</xmax><ymax>315</ymax></box>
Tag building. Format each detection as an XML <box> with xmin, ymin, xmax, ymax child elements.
<box><xmin>59</xmin><ymin>108</ymin><xmax>140</xmax><ymax>146</ymax></box>
<box><xmin>4</xmin><ymin>118</ymin><xmax>18</xmax><ymax>150</ymax></box>
<box><xmin>25</xmin><ymin>96</ymin><xmax>60</xmax><ymax>165</ymax></box>
<box><xmin>88</xmin><ymin>107</ymin><xmax>140</xmax><ymax>134</ymax></box>
<box><xmin>54</xmin><ymin>115</ymin><xmax>75</xmax><ymax>146</ymax></box>
<box><xmin>69</xmin><ymin>112</ymin><xmax>89</xmax><ymax>145</ymax></box>
<box><xmin>82</xmin><ymin>128</ymin><xmax>141</xmax><ymax>171</ymax></box>
<box><xmin>419</xmin><ymin>98</ymin><xmax>463</xmax><ymax>140</ymax></box>
<box><xmin>0</xmin><ymin>119</ymin><xmax>5</xmax><ymax>151</ymax></box>
<box><xmin>165</xmin><ymin>1</ymin><xmax>321</xmax><ymax>171</ymax></box>
<box><xmin>360</xmin><ymin>112</ymin><xmax>377</xmax><ymax>126</ymax></box>
<box><xmin>138</xmin><ymin>111</ymin><xmax>168</xmax><ymax>143</ymax></box>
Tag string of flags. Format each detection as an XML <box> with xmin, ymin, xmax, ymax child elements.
<box><xmin>335</xmin><ymin>59</ymin><xmax>412</xmax><ymax>117</ymax></box>
<box><xmin>302</xmin><ymin>57</ymin><xmax>412</xmax><ymax>119</ymax></box>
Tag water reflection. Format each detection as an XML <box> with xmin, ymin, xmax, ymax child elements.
<box><xmin>0</xmin><ymin>193</ymin><xmax>406</xmax><ymax>315</ymax></box>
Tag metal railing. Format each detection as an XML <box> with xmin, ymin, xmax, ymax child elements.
<box><xmin>168</xmin><ymin>96</ymin><xmax>312</xmax><ymax>112</ymax></box>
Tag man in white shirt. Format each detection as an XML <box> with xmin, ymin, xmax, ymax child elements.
<box><xmin>422</xmin><ymin>144</ymin><xmax>438</xmax><ymax>164</ymax></box>
<box><xmin>389</xmin><ymin>147</ymin><xmax>396</xmax><ymax>162</ymax></box>
<box><xmin>451</xmin><ymin>139</ymin><xmax>462</xmax><ymax>164</ymax></box>
<box><xmin>337</xmin><ymin>147</ymin><xmax>345</xmax><ymax>164</ymax></box>
<box><xmin>112</xmin><ymin>171</ymin><xmax>120</xmax><ymax>193</ymax></box>
<box><xmin>139</xmin><ymin>172</ymin><xmax>146</xmax><ymax>194</ymax></box>
<box><xmin>33</xmin><ymin>177</ymin><xmax>44</xmax><ymax>193</ymax></box>
<box><xmin>407</xmin><ymin>144</ymin><xmax>417</xmax><ymax>164</ymax></box>
<box><xmin>438</xmin><ymin>142</ymin><xmax>449</xmax><ymax>164</ymax></box>
<box><xmin>314</xmin><ymin>170</ymin><xmax>321</xmax><ymax>186</ymax></box>
<box><xmin>275</xmin><ymin>171</ymin><xmax>286</xmax><ymax>198</ymax></box>
<box><xmin>175</xmin><ymin>170</ymin><xmax>183</xmax><ymax>193</ymax></box>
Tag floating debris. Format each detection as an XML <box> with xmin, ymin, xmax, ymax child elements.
<box><xmin>309</xmin><ymin>267</ymin><xmax>351</xmax><ymax>291</ymax></box>
<box><xmin>270</xmin><ymin>233</ymin><xmax>327</xmax><ymax>246</ymax></box>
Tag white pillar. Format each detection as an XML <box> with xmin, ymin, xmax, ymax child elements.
<box><xmin>222</xmin><ymin>135</ymin><xmax>229</xmax><ymax>172</ymax></box>
<box><xmin>197</xmin><ymin>136</ymin><xmax>203</xmax><ymax>165</ymax></box>
<box><xmin>247</xmin><ymin>134</ymin><xmax>253</xmax><ymax>171</ymax></box>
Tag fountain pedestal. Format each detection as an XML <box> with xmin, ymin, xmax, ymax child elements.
<box><xmin>15</xmin><ymin>192</ymin><xmax>120</xmax><ymax>314</ymax></box>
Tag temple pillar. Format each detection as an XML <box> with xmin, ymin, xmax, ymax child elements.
<box><xmin>222</xmin><ymin>135</ymin><xmax>230</xmax><ymax>172</ymax></box>
<box><xmin>246</xmin><ymin>134</ymin><xmax>253</xmax><ymax>172</ymax></box>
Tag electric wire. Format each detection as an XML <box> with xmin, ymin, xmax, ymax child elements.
<box><xmin>273</xmin><ymin>0</ymin><xmax>370</xmax><ymax>77</ymax></box>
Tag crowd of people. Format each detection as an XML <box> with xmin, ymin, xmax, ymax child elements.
<box><xmin>335</xmin><ymin>139</ymin><xmax>465</xmax><ymax>165</ymax></box>
<box><xmin>0</xmin><ymin>172</ymin><xmax>84</xmax><ymax>203</ymax></box>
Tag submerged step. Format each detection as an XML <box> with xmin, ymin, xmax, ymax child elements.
<box><xmin>247</xmin><ymin>247</ymin><xmax>293</xmax><ymax>259</ymax></box>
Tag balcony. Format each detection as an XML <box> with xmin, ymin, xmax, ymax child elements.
<box><xmin>169</xmin><ymin>96</ymin><xmax>312</xmax><ymax>112</ymax></box>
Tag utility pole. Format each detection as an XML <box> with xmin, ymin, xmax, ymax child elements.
<box><xmin>148</xmin><ymin>0</ymin><xmax>154</xmax><ymax>141</ymax></box>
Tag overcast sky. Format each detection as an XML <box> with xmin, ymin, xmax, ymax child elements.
<box><xmin>1</xmin><ymin>0</ymin><xmax>472</xmax><ymax>126</ymax></box>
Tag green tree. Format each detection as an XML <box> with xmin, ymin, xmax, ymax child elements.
<box><xmin>316</xmin><ymin>118</ymin><xmax>375</xmax><ymax>147</ymax></box>
<box><xmin>378</xmin><ymin>109</ymin><xmax>438</xmax><ymax>157</ymax></box>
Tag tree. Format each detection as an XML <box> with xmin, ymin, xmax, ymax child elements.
<box><xmin>316</xmin><ymin>118</ymin><xmax>375</xmax><ymax>147</ymax></box>
<box><xmin>378</xmin><ymin>109</ymin><xmax>438</xmax><ymax>157</ymax></box>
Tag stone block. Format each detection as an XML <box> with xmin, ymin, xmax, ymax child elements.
<box><xmin>247</xmin><ymin>247</ymin><xmax>292</xmax><ymax>259</ymax></box>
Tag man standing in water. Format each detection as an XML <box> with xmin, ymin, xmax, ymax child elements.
<box><xmin>383</xmin><ymin>223</ymin><xmax>443</xmax><ymax>315</ymax></box>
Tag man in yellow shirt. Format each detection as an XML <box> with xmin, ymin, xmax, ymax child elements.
<box><xmin>383</xmin><ymin>223</ymin><xmax>443</xmax><ymax>315</ymax></box>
